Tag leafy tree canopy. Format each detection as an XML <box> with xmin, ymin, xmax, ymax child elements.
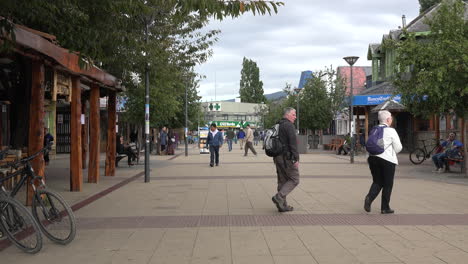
<box><xmin>419</xmin><ymin>0</ymin><xmax>442</xmax><ymax>13</ymax></box>
<box><xmin>0</xmin><ymin>0</ymin><xmax>283</xmax><ymax>128</ymax></box>
<box><xmin>394</xmin><ymin>0</ymin><xmax>468</xmax><ymax>117</ymax></box>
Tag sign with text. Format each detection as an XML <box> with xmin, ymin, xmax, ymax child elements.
<box><xmin>353</xmin><ymin>94</ymin><xmax>401</xmax><ymax>106</ymax></box>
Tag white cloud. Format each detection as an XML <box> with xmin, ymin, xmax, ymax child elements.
<box><xmin>196</xmin><ymin>0</ymin><xmax>420</xmax><ymax>101</ymax></box>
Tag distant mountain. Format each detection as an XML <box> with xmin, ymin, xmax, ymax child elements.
<box><xmin>223</xmin><ymin>91</ymin><xmax>287</xmax><ymax>102</ymax></box>
<box><xmin>265</xmin><ymin>91</ymin><xmax>287</xmax><ymax>101</ymax></box>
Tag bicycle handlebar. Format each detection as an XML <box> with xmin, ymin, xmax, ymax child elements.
<box><xmin>6</xmin><ymin>142</ymin><xmax>53</xmax><ymax>169</ymax></box>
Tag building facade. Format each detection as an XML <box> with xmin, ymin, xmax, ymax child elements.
<box><xmin>201</xmin><ymin>100</ymin><xmax>267</xmax><ymax>129</ymax></box>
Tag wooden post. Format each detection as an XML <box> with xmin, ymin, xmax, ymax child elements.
<box><xmin>27</xmin><ymin>60</ymin><xmax>45</xmax><ymax>205</ymax></box>
<box><xmin>364</xmin><ymin>107</ymin><xmax>369</xmax><ymax>142</ymax></box>
<box><xmin>81</xmin><ymin>97</ymin><xmax>88</xmax><ymax>169</ymax></box>
<box><xmin>435</xmin><ymin>114</ymin><xmax>440</xmax><ymax>141</ymax></box>
<box><xmin>105</xmin><ymin>91</ymin><xmax>116</xmax><ymax>176</ymax></box>
<box><xmin>88</xmin><ymin>84</ymin><xmax>100</xmax><ymax>183</ymax></box>
<box><xmin>70</xmin><ymin>76</ymin><xmax>83</xmax><ymax>191</ymax></box>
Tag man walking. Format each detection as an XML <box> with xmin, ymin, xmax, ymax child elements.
<box><xmin>364</xmin><ymin>110</ymin><xmax>402</xmax><ymax>214</ymax></box>
<box><xmin>244</xmin><ymin>124</ymin><xmax>257</xmax><ymax>156</ymax></box>
<box><xmin>206</xmin><ymin>123</ymin><xmax>224</xmax><ymax>167</ymax></box>
<box><xmin>272</xmin><ymin>107</ymin><xmax>299</xmax><ymax>212</ymax></box>
<box><xmin>226</xmin><ymin>129</ymin><xmax>235</xmax><ymax>152</ymax></box>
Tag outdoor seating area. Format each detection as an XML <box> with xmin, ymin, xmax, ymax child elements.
<box><xmin>324</xmin><ymin>138</ymin><xmax>344</xmax><ymax>151</ymax></box>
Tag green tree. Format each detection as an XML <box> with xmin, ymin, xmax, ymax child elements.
<box><xmin>419</xmin><ymin>0</ymin><xmax>442</xmax><ymax>13</ymax></box>
<box><xmin>0</xmin><ymin>0</ymin><xmax>283</xmax><ymax>129</ymax></box>
<box><xmin>299</xmin><ymin>72</ymin><xmax>334</xmax><ymax>131</ymax></box>
<box><xmin>239</xmin><ymin>57</ymin><xmax>267</xmax><ymax>103</ymax></box>
<box><xmin>325</xmin><ymin>66</ymin><xmax>347</xmax><ymax>119</ymax></box>
<box><xmin>394</xmin><ymin>0</ymin><xmax>468</xmax><ymax>118</ymax></box>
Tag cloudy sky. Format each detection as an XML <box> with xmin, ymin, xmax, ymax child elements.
<box><xmin>195</xmin><ymin>0</ymin><xmax>420</xmax><ymax>102</ymax></box>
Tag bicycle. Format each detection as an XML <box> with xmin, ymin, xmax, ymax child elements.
<box><xmin>0</xmin><ymin>149</ymin><xmax>43</xmax><ymax>253</ymax></box>
<box><xmin>0</xmin><ymin>143</ymin><xmax>76</xmax><ymax>247</ymax></box>
<box><xmin>409</xmin><ymin>139</ymin><xmax>443</xmax><ymax>165</ymax></box>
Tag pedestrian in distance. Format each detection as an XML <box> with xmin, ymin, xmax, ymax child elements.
<box><xmin>226</xmin><ymin>128</ymin><xmax>235</xmax><ymax>152</ymax></box>
<box><xmin>244</xmin><ymin>124</ymin><xmax>257</xmax><ymax>156</ymax></box>
<box><xmin>237</xmin><ymin>128</ymin><xmax>246</xmax><ymax>150</ymax></box>
<box><xmin>253</xmin><ymin>129</ymin><xmax>259</xmax><ymax>146</ymax></box>
<box><xmin>206</xmin><ymin>123</ymin><xmax>224</xmax><ymax>167</ymax></box>
<box><xmin>271</xmin><ymin>107</ymin><xmax>300</xmax><ymax>212</ymax></box>
<box><xmin>364</xmin><ymin>110</ymin><xmax>402</xmax><ymax>214</ymax></box>
<box><xmin>43</xmin><ymin>127</ymin><xmax>54</xmax><ymax>166</ymax></box>
<box><xmin>160</xmin><ymin>127</ymin><xmax>168</xmax><ymax>154</ymax></box>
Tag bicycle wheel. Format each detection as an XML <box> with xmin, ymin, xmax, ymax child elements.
<box><xmin>410</xmin><ymin>148</ymin><xmax>426</xmax><ymax>164</ymax></box>
<box><xmin>32</xmin><ymin>189</ymin><xmax>76</xmax><ymax>245</ymax></box>
<box><xmin>0</xmin><ymin>196</ymin><xmax>43</xmax><ymax>253</ymax></box>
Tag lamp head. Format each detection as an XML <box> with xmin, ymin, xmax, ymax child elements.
<box><xmin>343</xmin><ymin>56</ymin><xmax>359</xmax><ymax>66</ymax></box>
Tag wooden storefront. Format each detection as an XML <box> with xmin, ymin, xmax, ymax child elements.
<box><xmin>0</xmin><ymin>22</ymin><xmax>123</xmax><ymax>198</ymax></box>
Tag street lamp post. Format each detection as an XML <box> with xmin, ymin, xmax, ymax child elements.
<box><xmin>144</xmin><ymin>17</ymin><xmax>151</xmax><ymax>183</ymax></box>
<box><xmin>294</xmin><ymin>87</ymin><xmax>301</xmax><ymax>134</ymax></box>
<box><xmin>184</xmin><ymin>80</ymin><xmax>188</xmax><ymax>157</ymax></box>
<box><xmin>343</xmin><ymin>56</ymin><xmax>359</xmax><ymax>164</ymax></box>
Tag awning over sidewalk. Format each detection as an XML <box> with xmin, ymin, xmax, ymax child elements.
<box><xmin>371</xmin><ymin>99</ymin><xmax>405</xmax><ymax>112</ymax></box>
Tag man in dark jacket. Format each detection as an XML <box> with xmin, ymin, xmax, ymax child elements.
<box><xmin>272</xmin><ymin>107</ymin><xmax>300</xmax><ymax>212</ymax></box>
<box><xmin>43</xmin><ymin>128</ymin><xmax>54</xmax><ymax>165</ymax></box>
<box><xmin>206</xmin><ymin>123</ymin><xmax>224</xmax><ymax>167</ymax></box>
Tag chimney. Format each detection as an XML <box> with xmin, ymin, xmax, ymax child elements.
<box><xmin>402</xmin><ymin>15</ymin><xmax>407</xmax><ymax>29</ymax></box>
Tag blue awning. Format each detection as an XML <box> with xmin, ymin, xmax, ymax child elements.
<box><xmin>353</xmin><ymin>94</ymin><xmax>401</xmax><ymax>106</ymax></box>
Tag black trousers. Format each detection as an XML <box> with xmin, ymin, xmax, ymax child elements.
<box><xmin>210</xmin><ymin>145</ymin><xmax>220</xmax><ymax>165</ymax></box>
<box><xmin>366</xmin><ymin>156</ymin><xmax>396</xmax><ymax>211</ymax></box>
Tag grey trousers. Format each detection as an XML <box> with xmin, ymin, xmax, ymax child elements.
<box><xmin>244</xmin><ymin>141</ymin><xmax>257</xmax><ymax>155</ymax></box>
<box><xmin>274</xmin><ymin>156</ymin><xmax>300</xmax><ymax>197</ymax></box>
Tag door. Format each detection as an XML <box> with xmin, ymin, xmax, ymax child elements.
<box><xmin>56</xmin><ymin>112</ymin><xmax>71</xmax><ymax>153</ymax></box>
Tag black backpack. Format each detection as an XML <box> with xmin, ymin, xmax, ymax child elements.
<box><xmin>263</xmin><ymin>123</ymin><xmax>283</xmax><ymax>157</ymax></box>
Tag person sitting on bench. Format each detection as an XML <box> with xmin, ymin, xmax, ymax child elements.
<box><xmin>117</xmin><ymin>135</ymin><xmax>136</xmax><ymax>166</ymax></box>
<box><xmin>432</xmin><ymin>132</ymin><xmax>463</xmax><ymax>173</ymax></box>
<box><xmin>337</xmin><ymin>133</ymin><xmax>351</xmax><ymax>155</ymax></box>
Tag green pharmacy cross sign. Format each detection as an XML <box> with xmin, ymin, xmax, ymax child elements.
<box><xmin>208</xmin><ymin>103</ymin><xmax>221</xmax><ymax>111</ymax></box>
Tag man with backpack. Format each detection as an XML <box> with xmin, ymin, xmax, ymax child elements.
<box><xmin>269</xmin><ymin>107</ymin><xmax>299</xmax><ymax>212</ymax></box>
<box><xmin>364</xmin><ymin>110</ymin><xmax>402</xmax><ymax>214</ymax></box>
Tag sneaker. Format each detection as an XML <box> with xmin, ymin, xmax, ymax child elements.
<box><xmin>437</xmin><ymin>168</ymin><xmax>445</xmax><ymax>173</ymax></box>
<box><xmin>272</xmin><ymin>194</ymin><xmax>286</xmax><ymax>212</ymax></box>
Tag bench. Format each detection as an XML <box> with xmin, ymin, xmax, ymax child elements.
<box><xmin>115</xmin><ymin>153</ymin><xmax>127</xmax><ymax>167</ymax></box>
<box><xmin>0</xmin><ymin>153</ymin><xmax>21</xmax><ymax>190</ymax></box>
<box><xmin>324</xmin><ymin>138</ymin><xmax>344</xmax><ymax>151</ymax></box>
<box><xmin>445</xmin><ymin>151</ymin><xmax>465</xmax><ymax>173</ymax></box>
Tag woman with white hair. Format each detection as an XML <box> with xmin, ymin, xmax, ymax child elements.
<box><xmin>364</xmin><ymin>110</ymin><xmax>402</xmax><ymax>214</ymax></box>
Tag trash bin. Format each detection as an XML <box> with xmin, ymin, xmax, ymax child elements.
<box><xmin>297</xmin><ymin>135</ymin><xmax>308</xmax><ymax>154</ymax></box>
